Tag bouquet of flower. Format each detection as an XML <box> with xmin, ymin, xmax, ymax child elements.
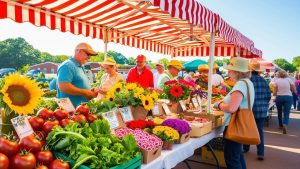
<box><xmin>126</xmin><ymin>119</ymin><xmax>155</xmax><ymax>130</ymax></box>
<box><xmin>152</xmin><ymin>126</ymin><xmax>180</xmax><ymax>143</ymax></box>
<box><xmin>115</xmin><ymin>128</ymin><xmax>162</xmax><ymax>151</ymax></box>
<box><xmin>162</xmin><ymin>118</ymin><xmax>191</xmax><ymax>135</ymax></box>
<box><xmin>106</xmin><ymin>82</ymin><xmax>159</xmax><ymax>110</ymax></box>
<box><xmin>153</xmin><ymin>117</ymin><xmax>165</xmax><ymax>125</ymax></box>
<box><xmin>161</xmin><ymin>79</ymin><xmax>194</xmax><ymax>102</ymax></box>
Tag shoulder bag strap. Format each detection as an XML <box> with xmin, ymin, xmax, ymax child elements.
<box><xmin>240</xmin><ymin>80</ymin><xmax>251</xmax><ymax>110</ymax></box>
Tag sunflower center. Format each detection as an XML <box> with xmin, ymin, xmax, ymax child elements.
<box><xmin>116</xmin><ymin>88</ymin><xmax>121</xmax><ymax>92</ymax></box>
<box><xmin>109</xmin><ymin>97</ymin><xmax>114</xmax><ymax>101</ymax></box>
<box><xmin>145</xmin><ymin>100</ymin><xmax>149</xmax><ymax>105</ymax></box>
<box><xmin>7</xmin><ymin>85</ymin><xmax>30</xmax><ymax>106</ymax></box>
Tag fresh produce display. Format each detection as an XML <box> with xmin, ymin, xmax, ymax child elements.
<box><xmin>10</xmin><ymin>152</ymin><xmax>36</xmax><ymax>169</ymax></box>
<box><xmin>42</xmin><ymin>89</ymin><xmax>57</xmax><ymax>98</ymax></box>
<box><xmin>0</xmin><ymin>153</ymin><xmax>9</xmax><ymax>169</ymax></box>
<box><xmin>46</xmin><ymin>120</ymin><xmax>140</xmax><ymax>169</ymax></box>
<box><xmin>162</xmin><ymin>119</ymin><xmax>191</xmax><ymax>135</ymax></box>
<box><xmin>126</xmin><ymin>119</ymin><xmax>155</xmax><ymax>130</ymax></box>
<box><xmin>115</xmin><ymin>128</ymin><xmax>162</xmax><ymax>151</ymax></box>
<box><xmin>35</xmin><ymin>98</ymin><xmax>59</xmax><ymax>112</ymax></box>
<box><xmin>0</xmin><ymin>136</ymin><xmax>19</xmax><ymax>157</ymax></box>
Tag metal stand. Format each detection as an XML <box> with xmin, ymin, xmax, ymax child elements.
<box><xmin>183</xmin><ymin>142</ymin><xmax>221</xmax><ymax>169</ymax></box>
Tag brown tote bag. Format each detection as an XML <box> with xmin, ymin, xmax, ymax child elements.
<box><xmin>224</xmin><ymin>80</ymin><xmax>261</xmax><ymax>145</ymax></box>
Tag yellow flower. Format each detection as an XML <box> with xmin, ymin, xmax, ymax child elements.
<box><xmin>141</xmin><ymin>95</ymin><xmax>154</xmax><ymax>111</ymax></box>
<box><xmin>112</xmin><ymin>82</ymin><xmax>123</xmax><ymax>93</ymax></box>
<box><xmin>0</xmin><ymin>74</ymin><xmax>43</xmax><ymax>115</ymax></box>
<box><xmin>125</xmin><ymin>83</ymin><xmax>137</xmax><ymax>91</ymax></box>
<box><xmin>105</xmin><ymin>91</ymin><xmax>115</xmax><ymax>102</ymax></box>
<box><xmin>153</xmin><ymin>117</ymin><xmax>164</xmax><ymax>125</ymax></box>
<box><xmin>134</xmin><ymin>87</ymin><xmax>144</xmax><ymax>98</ymax></box>
<box><xmin>150</xmin><ymin>91</ymin><xmax>159</xmax><ymax>101</ymax></box>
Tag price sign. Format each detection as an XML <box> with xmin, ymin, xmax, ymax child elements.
<box><xmin>152</xmin><ymin>103</ymin><xmax>160</xmax><ymax>116</ymax></box>
<box><xmin>179</xmin><ymin>100</ymin><xmax>187</xmax><ymax>111</ymax></box>
<box><xmin>55</xmin><ymin>98</ymin><xmax>75</xmax><ymax>112</ymax></box>
<box><xmin>11</xmin><ymin>116</ymin><xmax>34</xmax><ymax>139</ymax></box>
<box><xmin>162</xmin><ymin>103</ymin><xmax>172</xmax><ymax>115</ymax></box>
<box><xmin>119</xmin><ymin>106</ymin><xmax>133</xmax><ymax>122</ymax></box>
<box><xmin>102</xmin><ymin>110</ymin><xmax>120</xmax><ymax>129</ymax></box>
<box><xmin>192</xmin><ymin>97</ymin><xmax>199</xmax><ymax>108</ymax></box>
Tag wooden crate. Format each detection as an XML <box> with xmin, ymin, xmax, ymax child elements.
<box><xmin>176</xmin><ymin>132</ymin><xmax>190</xmax><ymax>144</ymax></box>
<box><xmin>189</xmin><ymin>121</ymin><xmax>212</xmax><ymax>138</ymax></box>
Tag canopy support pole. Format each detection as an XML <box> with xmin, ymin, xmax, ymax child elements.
<box><xmin>207</xmin><ymin>31</ymin><xmax>215</xmax><ymax>113</ymax></box>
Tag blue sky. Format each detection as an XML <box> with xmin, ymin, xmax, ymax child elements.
<box><xmin>200</xmin><ymin>0</ymin><xmax>300</xmax><ymax>62</ymax></box>
<box><xmin>0</xmin><ymin>0</ymin><xmax>299</xmax><ymax>62</ymax></box>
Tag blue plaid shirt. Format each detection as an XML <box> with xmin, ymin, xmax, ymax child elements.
<box><xmin>250</xmin><ymin>72</ymin><xmax>272</xmax><ymax>118</ymax></box>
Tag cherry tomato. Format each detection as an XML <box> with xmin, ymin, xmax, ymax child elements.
<box><xmin>43</xmin><ymin>120</ymin><xmax>59</xmax><ymax>134</ymax></box>
<box><xmin>49</xmin><ymin>159</ymin><xmax>70</xmax><ymax>169</ymax></box>
<box><xmin>29</xmin><ymin>116</ymin><xmax>45</xmax><ymax>131</ymax></box>
<box><xmin>0</xmin><ymin>153</ymin><xmax>9</xmax><ymax>169</ymax></box>
<box><xmin>37</xmin><ymin>108</ymin><xmax>53</xmax><ymax>120</ymax></box>
<box><xmin>19</xmin><ymin>135</ymin><xmax>42</xmax><ymax>153</ymax></box>
<box><xmin>59</xmin><ymin>119</ymin><xmax>74</xmax><ymax>128</ymax></box>
<box><xmin>72</xmin><ymin>114</ymin><xmax>86</xmax><ymax>123</ymax></box>
<box><xmin>35</xmin><ymin>150</ymin><xmax>53</xmax><ymax>166</ymax></box>
<box><xmin>86</xmin><ymin>114</ymin><xmax>98</xmax><ymax>123</ymax></box>
<box><xmin>53</xmin><ymin>109</ymin><xmax>69</xmax><ymax>121</ymax></box>
<box><xmin>10</xmin><ymin>152</ymin><xmax>36</xmax><ymax>169</ymax></box>
<box><xmin>0</xmin><ymin>137</ymin><xmax>19</xmax><ymax>157</ymax></box>
<box><xmin>75</xmin><ymin>105</ymin><xmax>90</xmax><ymax>116</ymax></box>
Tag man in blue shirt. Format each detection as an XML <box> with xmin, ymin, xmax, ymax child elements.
<box><xmin>57</xmin><ymin>43</ymin><xmax>98</xmax><ymax>107</ymax></box>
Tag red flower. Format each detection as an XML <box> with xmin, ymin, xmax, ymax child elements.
<box><xmin>126</xmin><ymin>120</ymin><xmax>147</xmax><ymax>129</ymax></box>
<box><xmin>146</xmin><ymin>121</ymin><xmax>156</xmax><ymax>128</ymax></box>
<box><xmin>170</xmin><ymin>85</ymin><xmax>183</xmax><ymax>97</ymax></box>
<box><xmin>164</xmin><ymin>80</ymin><xmax>177</xmax><ymax>85</ymax></box>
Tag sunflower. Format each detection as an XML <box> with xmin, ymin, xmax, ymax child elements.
<box><xmin>112</xmin><ymin>82</ymin><xmax>123</xmax><ymax>93</ymax></box>
<box><xmin>150</xmin><ymin>91</ymin><xmax>159</xmax><ymax>101</ymax></box>
<box><xmin>170</xmin><ymin>85</ymin><xmax>183</xmax><ymax>97</ymax></box>
<box><xmin>134</xmin><ymin>87</ymin><xmax>144</xmax><ymax>99</ymax></box>
<box><xmin>0</xmin><ymin>74</ymin><xmax>43</xmax><ymax>115</ymax></box>
<box><xmin>125</xmin><ymin>83</ymin><xmax>137</xmax><ymax>91</ymax></box>
<box><xmin>140</xmin><ymin>95</ymin><xmax>154</xmax><ymax>111</ymax></box>
<box><xmin>106</xmin><ymin>91</ymin><xmax>115</xmax><ymax>102</ymax></box>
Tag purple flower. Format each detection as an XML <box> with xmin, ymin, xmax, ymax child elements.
<box><xmin>162</xmin><ymin>119</ymin><xmax>191</xmax><ymax>135</ymax></box>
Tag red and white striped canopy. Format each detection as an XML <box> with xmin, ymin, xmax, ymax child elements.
<box><xmin>0</xmin><ymin>0</ymin><xmax>262</xmax><ymax>58</ymax></box>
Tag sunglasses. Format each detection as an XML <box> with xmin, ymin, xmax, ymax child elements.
<box><xmin>81</xmin><ymin>50</ymin><xmax>92</xmax><ymax>57</ymax></box>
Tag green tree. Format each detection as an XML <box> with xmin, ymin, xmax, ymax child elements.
<box><xmin>90</xmin><ymin>52</ymin><xmax>105</xmax><ymax>62</ymax></box>
<box><xmin>215</xmin><ymin>58</ymin><xmax>230</xmax><ymax>66</ymax></box>
<box><xmin>158</xmin><ymin>58</ymin><xmax>169</xmax><ymax>68</ymax></box>
<box><xmin>273</xmin><ymin>59</ymin><xmax>297</xmax><ymax>72</ymax></box>
<box><xmin>18</xmin><ymin>64</ymin><xmax>30</xmax><ymax>74</ymax></box>
<box><xmin>128</xmin><ymin>57</ymin><xmax>135</xmax><ymax>65</ymax></box>
<box><xmin>52</xmin><ymin>54</ymin><xmax>69</xmax><ymax>63</ymax></box>
<box><xmin>0</xmin><ymin>38</ymin><xmax>40</xmax><ymax>69</ymax></box>
<box><xmin>107</xmin><ymin>50</ymin><xmax>128</xmax><ymax>64</ymax></box>
<box><xmin>292</xmin><ymin>56</ymin><xmax>300</xmax><ymax>70</ymax></box>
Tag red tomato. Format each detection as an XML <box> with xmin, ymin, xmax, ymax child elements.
<box><xmin>43</xmin><ymin>120</ymin><xmax>59</xmax><ymax>134</ymax></box>
<box><xmin>72</xmin><ymin>114</ymin><xmax>86</xmax><ymax>123</ymax></box>
<box><xmin>86</xmin><ymin>114</ymin><xmax>98</xmax><ymax>123</ymax></box>
<box><xmin>75</xmin><ymin>105</ymin><xmax>90</xmax><ymax>116</ymax></box>
<box><xmin>19</xmin><ymin>135</ymin><xmax>42</xmax><ymax>153</ymax></box>
<box><xmin>36</xmin><ymin>165</ymin><xmax>48</xmax><ymax>169</ymax></box>
<box><xmin>29</xmin><ymin>116</ymin><xmax>45</xmax><ymax>131</ymax></box>
<box><xmin>53</xmin><ymin>109</ymin><xmax>69</xmax><ymax>121</ymax></box>
<box><xmin>0</xmin><ymin>137</ymin><xmax>19</xmax><ymax>157</ymax></box>
<box><xmin>10</xmin><ymin>152</ymin><xmax>36</xmax><ymax>169</ymax></box>
<box><xmin>35</xmin><ymin>150</ymin><xmax>53</xmax><ymax>166</ymax></box>
<box><xmin>59</xmin><ymin>119</ymin><xmax>74</xmax><ymax>128</ymax></box>
<box><xmin>0</xmin><ymin>153</ymin><xmax>9</xmax><ymax>169</ymax></box>
<box><xmin>49</xmin><ymin>159</ymin><xmax>70</xmax><ymax>169</ymax></box>
<box><xmin>37</xmin><ymin>108</ymin><xmax>53</xmax><ymax>120</ymax></box>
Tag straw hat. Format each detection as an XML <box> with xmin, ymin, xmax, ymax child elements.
<box><xmin>100</xmin><ymin>57</ymin><xmax>116</xmax><ymax>66</ymax></box>
<box><xmin>198</xmin><ymin>65</ymin><xmax>209</xmax><ymax>71</ymax></box>
<box><xmin>168</xmin><ymin>60</ymin><xmax>184</xmax><ymax>70</ymax></box>
<box><xmin>75</xmin><ymin>42</ymin><xmax>97</xmax><ymax>55</ymax></box>
<box><xmin>224</xmin><ymin>57</ymin><xmax>249</xmax><ymax>72</ymax></box>
<box><xmin>249</xmin><ymin>60</ymin><xmax>264</xmax><ymax>72</ymax></box>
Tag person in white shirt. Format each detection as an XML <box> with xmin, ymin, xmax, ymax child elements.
<box><xmin>212</xmin><ymin>66</ymin><xmax>224</xmax><ymax>86</ymax></box>
<box><xmin>153</xmin><ymin>61</ymin><xmax>165</xmax><ymax>88</ymax></box>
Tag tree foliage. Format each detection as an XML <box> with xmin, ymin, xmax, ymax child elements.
<box><xmin>107</xmin><ymin>51</ymin><xmax>128</xmax><ymax>64</ymax></box>
<box><xmin>273</xmin><ymin>58</ymin><xmax>297</xmax><ymax>72</ymax></box>
<box><xmin>0</xmin><ymin>38</ymin><xmax>40</xmax><ymax>69</ymax></box>
<box><xmin>292</xmin><ymin>56</ymin><xmax>300</xmax><ymax>70</ymax></box>
<box><xmin>158</xmin><ymin>58</ymin><xmax>169</xmax><ymax>68</ymax></box>
<box><xmin>127</xmin><ymin>57</ymin><xmax>135</xmax><ymax>65</ymax></box>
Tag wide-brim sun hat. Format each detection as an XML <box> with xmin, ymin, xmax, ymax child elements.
<box><xmin>75</xmin><ymin>42</ymin><xmax>97</xmax><ymax>56</ymax></box>
<box><xmin>249</xmin><ymin>60</ymin><xmax>264</xmax><ymax>72</ymax></box>
<box><xmin>168</xmin><ymin>60</ymin><xmax>184</xmax><ymax>70</ymax></box>
<box><xmin>224</xmin><ymin>57</ymin><xmax>250</xmax><ymax>73</ymax></box>
<box><xmin>100</xmin><ymin>57</ymin><xmax>116</xmax><ymax>66</ymax></box>
<box><xmin>198</xmin><ymin>65</ymin><xmax>209</xmax><ymax>71</ymax></box>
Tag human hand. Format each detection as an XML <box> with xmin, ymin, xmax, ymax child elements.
<box><xmin>213</xmin><ymin>102</ymin><xmax>221</xmax><ymax>110</ymax></box>
<box><xmin>91</xmin><ymin>87</ymin><xmax>100</xmax><ymax>92</ymax></box>
<box><xmin>85</xmin><ymin>90</ymin><xmax>98</xmax><ymax>100</ymax></box>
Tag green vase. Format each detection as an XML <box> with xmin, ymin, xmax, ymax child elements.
<box><xmin>0</xmin><ymin>109</ymin><xmax>16</xmax><ymax>135</ymax></box>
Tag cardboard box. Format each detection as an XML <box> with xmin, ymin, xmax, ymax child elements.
<box><xmin>201</xmin><ymin>147</ymin><xmax>227</xmax><ymax>168</ymax></box>
<box><xmin>142</xmin><ymin>146</ymin><xmax>162</xmax><ymax>164</ymax></box>
<box><xmin>176</xmin><ymin>132</ymin><xmax>190</xmax><ymax>144</ymax></box>
<box><xmin>130</xmin><ymin>106</ymin><xmax>148</xmax><ymax>120</ymax></box>
<box><xmin>198</xmin><ymin>112</ymin><xmax>224</xmax><ymax>129</ymax></box>
<box><xmin>190</xmin><ymin>121</ymin><xmax>212</xmax><ymax>138</ymax></box>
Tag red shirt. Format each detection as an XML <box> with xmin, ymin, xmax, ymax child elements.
<box><xmin>126</xmin><ymin>66</ymin><xmax>154</xmax><ymax>88</ymax></box>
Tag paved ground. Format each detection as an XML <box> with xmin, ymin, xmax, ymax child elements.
<box><xmin>174</xmin><ymin>110</ymin><xmax>300</xmax><ymax>169</ymax></box>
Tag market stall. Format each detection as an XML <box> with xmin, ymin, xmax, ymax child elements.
<box><xmin>0</xmin><ymin>1</ymin><xmax>264</xmax><ymax>169</ymax></box>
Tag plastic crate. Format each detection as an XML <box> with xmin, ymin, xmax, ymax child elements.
<box><xmin>53</xmin><ymin>152</ymin><xmax>142</xmax><ymax>169</ymax></box>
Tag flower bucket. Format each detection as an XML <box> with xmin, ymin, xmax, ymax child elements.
<box><xmin>162</xmin><ymin>141</ymin><xmax>173</xmax><ymax>150</ymax></box>
<box><xmin>142</xmin><ymin>145</ymin><xmax>162</xmax><ymax>164</ymax></box>
<box><xmin>130</xmin><ymin>106</ymin><xmax>148</xmax><ymax>120</ymax></box>
<box><xmin>0</xmin><ymin>109</ymin><xmax>16</xmax><ymax>134</ymax></box>
<box><xmin>168</xmin><ymin>102</ymin><xmax>182</xmax><ymax>114</ymax></box>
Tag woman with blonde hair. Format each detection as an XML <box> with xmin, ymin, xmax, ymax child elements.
<box><xmin>273</xmin><ymin>70</ymin><xmax>297</xmax><ymax>134</ymax></box>
<box><xmin>214</xmin><ymin>57</ymin><xmax>255</xmax><ymax>169</ymax></box>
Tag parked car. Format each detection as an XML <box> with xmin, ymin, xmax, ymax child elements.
<box><xmin>0</xmin><ymin>68</ymin><xmax>17</xmax><ymax>78</ymax></box>
<box><xmin>26</xmin><ymin>69</ymin><xmax>42</xmax><ymax>78</ymax></box>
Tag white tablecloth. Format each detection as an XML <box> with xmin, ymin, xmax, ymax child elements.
<box><xmin>142</xmin><ymin>127</ymin><xmax>224</xmax><ymax>169</ymax></box>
